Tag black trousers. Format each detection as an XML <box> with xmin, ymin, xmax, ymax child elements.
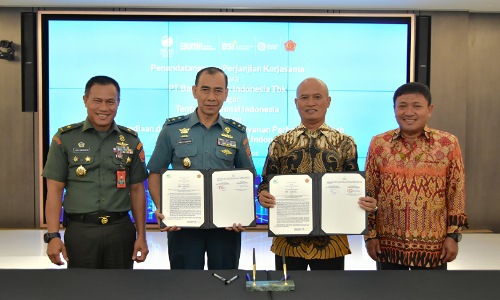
<box><xmin>168</xmin><ymin>228</ymin><xmax>241</xmax><ymax>270</ymax></box>
<box><xmin>64</xmin><ymin>216</ymin><xmax>136</xmax><ymax>269</ymax></box>
<box><xmin>377</xmin><ymin>261</ymin><xmax>447</xmax><ymax>270</ymax></box>
<box><xmin>275</xmin><ymin>255</ymin><xmax>345</xmax><ymax>270</ymax></box>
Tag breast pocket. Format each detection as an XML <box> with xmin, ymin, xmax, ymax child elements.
<box><xmin>174</xmin><ymin>144</ymin><xmax>198</xmax><ymax>159</ymax></box>
<box><xmin>68</xmin><ymin>154</ymin><xmax>95</xmax><ymax>179</ymax></box>
<box><xmin>215</xmin><ymin>146</ymin><xmax>236</xmax><ymax>162</ymax></box>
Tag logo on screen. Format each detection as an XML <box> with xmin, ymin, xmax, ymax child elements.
<box><xmin>179</xmin><ymin>42</ymin><xmax>216</xmax><ymax>51</ymax></box>
<box><xmin>257</xmin><ymin>42</ymin><xmax>279</xmax><ymax>52</ymax></box>
<box><xmin>284</xmin><ymin>40</ymin><xmax>296</xmax><ymax>52</ymax></box>
<box><xmin>160</xmin><ymin>36</ymin><xmax>174</xmax><ymax>58</ymax></box>
<box><xmin>161</xmin><ymin>36</ymin><xmax>174</xmax><ymax>48</ymax></box>
<box><xmin>221</xmin><ymin>40</ymin><xmax>253</xmax><ymax>51</ymax></box>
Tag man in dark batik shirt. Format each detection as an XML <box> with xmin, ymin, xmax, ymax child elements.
<box><xmin>258</xmin><ymin>77</ymin><xmax>377</xmax><ymax>270</ymax></box>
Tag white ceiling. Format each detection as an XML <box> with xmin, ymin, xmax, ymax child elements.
<box><xmin>1</xmin><ymin>0</ymin><xmax>500</xmax><ymax>13</ymax></box>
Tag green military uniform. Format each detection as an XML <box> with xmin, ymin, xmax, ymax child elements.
<box><xmin>42</xmin><ymin>118</ymin><xmax>148</xmax><ymax>268</ymax></box>
<box><xmin>148</xmin><ymin>110</ymin><xmax>255</xmax><ymax>269</ymax></box>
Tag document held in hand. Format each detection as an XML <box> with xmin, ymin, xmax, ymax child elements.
<box><xmin>268</xmin><ymin>172</ymin><xmax>367</xmax><ymax>236</ymax></box>
<box><xmin>160</xmin><ymin>169</ymin><xmax>256</xmax><ymax>228</ymax></box>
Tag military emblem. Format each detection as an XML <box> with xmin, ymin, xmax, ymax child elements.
<box><xmin>85</xmin><ymin>156</ymin><xmax>91</xmax><ymax>162</ymax></box>
<box><xmin>221</xmin><ymin>149</ymin><xmax>233</xmax><ymax>155</ymax></box>
<box><xmin>76</xmin><ymin>165</ymin><xmax>87</xmax><ymax>177</ymax></box>
<box><xmin>99</xmin><ymin>216</ymin><xmax>110</xmax><ymax>225</ymax></box>
<box><xmin>179</xmin><ymin>128</ymin><xmax>190</xmax><ymax>138</ymax></box>
<box><xmin>117</xmin><ymin>141</ymin><xmax>129</xmax><ymax>147</ymax></box>
<box><xmin>78</xmin><ymin>142</ymin><xmax>85</xmax><ymax>148</ymax></box>
<box><xmin>119</xmin><ymin>135</ymin><xmax>125</xmax><ymax>142</ymax></box>
<box><xmin>126</xmin><ymin>157</ymin><xmax>131</xmax><ymax>164</ymax></box>
<box><xmin>114</xmin><ymin>141</ymin><xmax>133</xmax><ymax>159</ymax></box>
<box><xmin>221</xmin><ymin>127</ymin><xmax>233</xmax><ymax>138</ymax></box>
<box><xmin>183</xmin><ymin>157</ymin><xmax>191</xmax><ymax>168</ymax></box>
<box><xmin>73</xmin><ymin>156</ymin><xmax>78</xmax><ymax>162</ymax></box>
<box><xmin>139</xmin><ymin>148</ymin><xmax>145</xmax><ymax>163</ymax></box>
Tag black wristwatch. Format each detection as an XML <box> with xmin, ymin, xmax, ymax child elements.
<box><xmin>43</xmin><ymin>232</ymin><xmax>61</xmax><ymax>243</ymax></box>
<box><xmin>447</xmin><ymin>233</ymin><xmax>462</xmax><ymax>242</ymax></box>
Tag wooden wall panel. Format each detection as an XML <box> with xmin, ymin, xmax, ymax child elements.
<box><xmin>0</xmin><ymin>8</ymin><xmax>36</xmax><ymax>228</ymax></box>
<box><xmin>465</xmin><ymin>14</ymin><xmax>500</xmax><ymax>232</ymax></box>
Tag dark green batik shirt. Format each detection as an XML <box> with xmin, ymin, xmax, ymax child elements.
<box><xmin>147</xmin><ymin>110</ymin><xmax>255</xmax><ymax>173</ymax></box>
<box><xmin>42</xmin><ymin>118</ymin><xmax>148</xmax><ymax>214</ymax></box>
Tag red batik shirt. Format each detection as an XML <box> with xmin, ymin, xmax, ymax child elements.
<box><xmin>365</xmin><ymin>126</ymin><xmax>468</xmax><ymax>267</ymax></box>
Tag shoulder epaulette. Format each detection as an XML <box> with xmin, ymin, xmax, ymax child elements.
<box><xmin>166</xmin><ymin>115</ymin><xmax>188</xmax><ymax>125</ymax></box>
<box><xmin>118</xmin><ymin>125</ymin><xmax>138</xmax><ymax>137</ymax></box>
<box><xmin>223</xmin><ymin>118</ymin><xmax>246</xmax><ymax>132</ymax></box>
<box><xmin>58</xmin><ymin>122</ymin><xmax>84</xmax><ymax>134</ymax></box>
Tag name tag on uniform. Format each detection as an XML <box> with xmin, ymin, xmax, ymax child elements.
<box><xmin>178</xmin><ymin>139</ymin><xmax>193</xmax><ymax>145</ymax></box>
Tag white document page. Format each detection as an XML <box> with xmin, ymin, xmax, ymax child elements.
<box><xmin>161</xmin><ymin>170</ymin><xmax>205</xmax><ymax>227</ymax></box>
<box><xmin>321</xmin><ymin>173</ymin><xmax>366</xmax><ymax>234</ymax></box>
<box><xmin>269</xmin><ymin>174</ymin><xmax>313</xmax><ymax>235</ymax></box>
<box><xmin>212</xmin><ymin>169</ymin><xmax>255</xmax><ymax>228</ymax></box>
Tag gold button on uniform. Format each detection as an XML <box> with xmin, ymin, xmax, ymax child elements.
<box><xmin>183</xmin><ymin>157</ymin><xmax>191</xmax><ymax>169</ymax></box>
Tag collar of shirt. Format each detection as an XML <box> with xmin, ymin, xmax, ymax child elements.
<box><xmin>296</xmin><ymin>123</ymin><xmax>335</xmax><ymax>138</ymax></box>
<box><xmin>391</xmin><ymin>125</ymin><xmax>432</xmax><ymax>142</ymax></box>
<box><xmin>81</xmin><ymin>118</ymin><xmax>120</xmax><ymax>134</ymax></box>
<box><xmin>188</xmin><ymin>109</ymin><xmax>224</xmax><ymax>129</ymax></box>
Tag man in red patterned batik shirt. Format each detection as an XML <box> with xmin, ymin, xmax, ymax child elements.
<box><xmin>361</xmin><ymin>82</ymin><xmax>468</xmax><ymax>270</ymax></box>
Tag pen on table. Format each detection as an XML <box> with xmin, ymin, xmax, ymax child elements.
<box><xmin>253</xmin><ymin>248</ymin><xmax>256</xmax><ymax>283</ymax></box>
<box><xmin>225</xmin><ymin>275</ymin><xmax>239</xmax><ymax>285</ymax></box>
<box><xmin>282</xmin><ymin>249</ymin><xmax>287</xmax><ymax>283</ymax></box>
<box><xmin>212</xmin><ymin>273</ymin><xmax>227</xmax><ymax>283</ymax></box>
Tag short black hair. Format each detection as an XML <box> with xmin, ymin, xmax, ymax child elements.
<box><xmin>393</xmin><ymin>82</ymin><xmax>432</xmax><ymax>105</ymax></box>
<box><xmin>84</xmin><ymin>75</ymin><xmax>121</xmax><ymax>98</ymax></box>
<box><xmin>195</xmin><ymin>67</ymin><xmax>228</xmax><ymax>88</ymax></box>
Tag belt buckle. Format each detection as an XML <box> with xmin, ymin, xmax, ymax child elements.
<box><xmin>99</xmin><ymin>215</ymin><xmax>110</xmax><ymax>225</ymax></box>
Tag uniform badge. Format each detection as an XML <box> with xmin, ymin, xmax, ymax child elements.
<box><xmin>85</xmin><ymin>156</ymin><xmax>91</xmax><ymax>162</ymax></box>
<box><xmin>73</xmin><ymin>156</ymin><xmax>78</xmax><ymax>162</ymax></box>
<box><xmin>139</xmin><ymin>149</ymin><xmax>145</xmax><ymax>163</ymax></box>
<box><xmin>183</xmin><ymin>157</ymin><xmax>191</xmax><ymax>169</ymax></box>
<box><xmin>99</xmin><ymin>216</ymin><xmax>110</xmax><ymax>225</ymax></box>
<box><xmin>76</xmin><ymin>165</ymin><xmax>87</xmax><ymax>177</ymax></box>
<box><xmin>119</xmin><ymin>135</ymin><xmax>125</xmax><ymax>142</ymax></box>
<box><xmin>221</xmin><ymin>149</ymin><xmax>233</xmax><ymax>155</ymax></box>
<box><xmin>221</xmin><ymin>127</ymin><xmax>233</xmax><ymax>139</ymax></box>
<box><xmin>179</xmin><ymin>128</ymin><xmax>190</xmax><ymax>138</ymax></box>
<box><xmin>217</xmin><ymin>138</ymin><xmax>236</xmax><ymax>149</ymax></box>
<box><xmin>244</xmin><ymin>138</ymin><xmax>252</xmax><ymax>158</ymax></box>
<box><xmin>114</xmin><ymin>141</ymin><xmax>133</xmax><ymax>159</ymax></box>
<box><xmin>74</xmin><ymin>141</ymin><xmax>90</xmax><ymax>153</ymax></box>
<box><xmin>126</xmin><ymin>157</ymin><xmax>131</xmax><ymax>164</ymax></box>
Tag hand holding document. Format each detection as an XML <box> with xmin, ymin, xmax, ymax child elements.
<box><xmin>269</xmin><ymin>174</ymin><xmax>314</xmax><ymax>235</ymax></box>
<box><xmin>268</xmin><ymin>172</ymin><xmax>367</xmax><ymax>236</ymax></box>
<box><xmin>161</xmin><ymin>169</ymin><xmax>256</xmax><ymax>229</ymax></box>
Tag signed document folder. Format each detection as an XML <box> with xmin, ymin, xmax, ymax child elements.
<box><xmin>160</xmin><ymin>169</ymin><xmax>256</xmax><ymax>228</ymax></box>
<box><xmin>268</xmin><ymin>172</ymin><xmax>367</xmax><ymax>236</ymax></box>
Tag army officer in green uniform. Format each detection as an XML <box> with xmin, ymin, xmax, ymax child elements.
<box><xmin>148</xmin><ymin>67</ymin><xmax>255</xmax><ymax>270</ymax></box>
<box><xmin>42</xmin><ymin>75</ymin><xmax>149</xmax><ymax>268</ymax></box>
